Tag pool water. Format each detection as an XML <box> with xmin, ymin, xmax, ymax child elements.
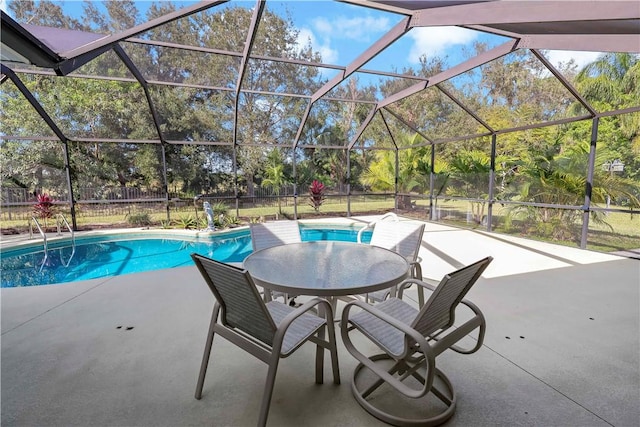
<box><xmin>1</xmin><ymin>227</ymin><xmax>371</xmax><ymax>288</ymax></box>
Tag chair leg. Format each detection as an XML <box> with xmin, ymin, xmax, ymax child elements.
<box><xmin>257</xmin><ymin>354</ymin><xmax>281</xmax><ymax>427</ymax></box>
<box><xmin>325</xmin><ymin>317</ymin><xmax>341</xmax><ymax>385</ymax></box>
<box><xmin>351</xmin><ymin>354</ymin><xmax>457</xmax><ymax>427</ymax></box>
<box><xmin>314</xmin><ymin>325</ymin><xmax>325</xmax><ymax>384</ymax></box>
<box><xmin>195</xmin><ymin>304</ymin><xmax>220</xmax><ymax>400</ymax></box>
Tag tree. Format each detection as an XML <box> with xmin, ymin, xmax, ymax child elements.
<box><xmin>447</xmin><ymin>148</ymin><xmax>493</xmax><ymax>223</ymax></box>
<box><xmin>360</xmin><ymin>133</ymin><xmax>430</xmax><ymax>209</ymax></box>
<box><xmin>574</xmin><ymin>53</ymin><xmax>640</xmax><ymax>180</ymax></box>
<box><xmin>261</xmin><ymin>149</ymin><xmax>290</xmax><ymax>214</ymax></box>
<box><xmin>504</xmin><ymin>140</ymin><xmax>639</xmax><ymax>239</ymax></box>
<box><xmin>2</xmin><ymin>2</ymin><xmax>325</xmax><ymax>202</ymax></box>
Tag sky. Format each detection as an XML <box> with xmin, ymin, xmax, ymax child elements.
<box><xmin>266</xmin><ymin>1</ymin><xmax>602</xmax><ymax>72</ymax></box>
<box><xmin>1</xmin><ymin>0</ymin><xmax>602</xmax><ymax>73</ymax></box>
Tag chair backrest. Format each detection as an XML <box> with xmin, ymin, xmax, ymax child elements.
<box><xmin>370</xmin><ymin>220</ymin><xmax>425</xmax><ymax>262</ymax></box>
<box><xmin>412</xmin><ymin>256</ymin><xmax>493</xmax><ymax>338</ymax></box>
<box><xmin>250</xmin><ymin>221</ymin><xmax>302</xmax><ymax>252</ymax></box>
<box><xmin>191</xmin><ymin>253</ymin><xmax>277</xmax><ymax>345</ymax></box>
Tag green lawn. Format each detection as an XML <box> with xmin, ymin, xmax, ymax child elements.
<box><xmin>2</xmin><ymin>198</ymin><xmax>637</xmax><ymax>253</ymax></box>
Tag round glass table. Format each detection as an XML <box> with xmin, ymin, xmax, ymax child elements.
<box><xmin>243</xmin><ymin>241</ymin><xmax>409</xmax><ymax>298</ymax></box>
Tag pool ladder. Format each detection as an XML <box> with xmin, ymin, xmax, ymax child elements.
<box><xmin>29</xmin><ymin>214</ymin><xmax>76</xmax><ymax>271</ymax></box>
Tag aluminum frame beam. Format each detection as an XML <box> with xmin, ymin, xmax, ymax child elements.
<box><xmin>7</xmin><ymin>67</ymin><xmax>378</xmax><ymax>104</ymax></box>
<box><xmin>380</xmin><ymin>107</ymin><xmax>433</xmax><ymax>145</ymax></box>
<box><xmin>292</xmin><ymin>16</ymin><xmax>412</xmax><ymax>149</ymax></box>
<box><xmin>409</xmin><ymin>1</ymin><xmax>639</xmax><ymax>27</ymax></box>
<box><xmin>531</xmin><ymin>49</ymin><xmax>597</xmax><ymax>117</ymax></box>
<box><xmin>1</xmin><ymin>63</ymin><xmax>77</xmax><ymax>229</ymax></box>
<box><xmin>378</xmin><ymin>39</ymin><xmax>518</xmax><ymax>108</ymax></box>
<box><xmin>127</xmin><ymin>37</ymin><xmax>430</xmax><ymax>83</ymax></box>
<box><xmin>519</xmin><ymin>34</ymin><xmax>640</xmax><ymax>54</ymax></box>
<box><xmin>60</xmin><ymin>1</ymin><xmax>229</xmax><ymax>59</ymax></box>
<box><xmin>232</xmin><ymin>0</ymin><xmax>266</xmax><ymax>147</ymax></box>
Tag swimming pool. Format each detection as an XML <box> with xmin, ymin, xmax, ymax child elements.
<box><xmin>0</xmin><ymin>225</ymin><xmax>372</xmax><ymax>288</ymax></box>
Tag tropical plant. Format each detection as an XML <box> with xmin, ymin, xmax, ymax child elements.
<box><xmin>447</xmin><ymin>149</ymin><xmax>493</xmax><ymax>223</ymax></box>
<box><xmin>261</xmin><ymin>150</ymin><xmax>290</xmax><ymax>214</ymax></box>
<box><xmin>360</xmin><ymin>133</ymin><xmax>430</xmax><ymax>209</ymax></box>
<box><xmin>504</xmin><ymin>141</ymin><xmax>640</xmax><ymax>239</ymax></box>
<box><xmin>126</xmin><ymin>212</ymin><xmax>152</xmax><ymax>227</ymax></box>
<box><xmin>574</xmin><ymin>52</ymin><xmax>640</xmax><ymax>180</ymax></box>
<box><xmin>33</xmin><ymin>193</ymin><xmax>56</xmax><ymax>227</ymax></box>
<box><xmin>223</xmin><ymin>215</ymin><xmax>242</xmax><ymax>227</ymax></box>
<box><xmin>308</xmin><ymin>180</ymin><xmax>326</xmax><ymax>212</ymax></box>
<box><xmin>173</xmin><ymin>215</ymin><xmax>198</xmax><ymax>230</ymax></box>
<box><xmin>209</xmin><ymin>201</ymin><xmax>229</xmax><ymax>217</ymax></box>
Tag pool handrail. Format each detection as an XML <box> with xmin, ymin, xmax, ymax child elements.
<box><xmin>29</xmin><ymin>216</ymin><xmax>48</xmax><ymax>272</ymax></box>
<box><xmin>56</xmin><ymin>214</ymin><xmax>76</xmax><ymax>267</ymax></box>
<box><xmin>356</xmin><ymin>212</ymin><xmax>399</xmax><ymax>243</ymax></box>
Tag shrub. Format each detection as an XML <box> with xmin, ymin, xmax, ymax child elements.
<box><xmin>210</xmin><ymin>201</ymin><xmax>229</xmax><ymax>216</ymax></box>
<box><xmin>224</xmin><ymin>215</ymin><xmax>241</xmax><ymax>227</ymax></box>
<box><xmin>33</xmin><ymin>193</ymin><xmax>56</xmax><ymax>226</ymax></box>
<box><xmin>127</xmin><ymin>213</ymin><xmax>152</xmax><ymax>227</ymax></box>
<box><xmin>308</xmin><ymin>180</ymin><xmax>326</xmax><ymax>212</ymax></box>
<box><xmin>174</xmin><ymin>215</ymin><xmax>198</xmax><ymax>229</ymax></box>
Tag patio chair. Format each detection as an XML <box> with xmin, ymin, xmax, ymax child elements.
<box><xmin>191</xmin><ymin>253</ymin><xmax>340</xmax><ymax>427</ymax></box>
<box><xmin>358</xmin><ymin>216</ymin><xmax>425</xmax><ymax>304</ymax></box>
<box><xmin>341</xmin><ymin>256</ymin><xmax>492</xmax><ymax>426</ymax></box>
<box><xmin>250</xmin><ymin>221</ymin><xmax>303</xmax><ymax>304</ymax></box>
<box><xmin>250</xmin><ymin>220</ymin><xmax>302</xmax><ymax>251</ymax></box>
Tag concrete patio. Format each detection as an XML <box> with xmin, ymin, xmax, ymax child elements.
<box><xmin>2</xmin><ymin>218</ymin><xmax>639</xmax><ymax>426</ymax></box>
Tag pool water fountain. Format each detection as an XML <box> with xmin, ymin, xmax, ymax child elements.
<box><xmin>202</xmin><ymin>201</ymin><xmax>216</xmax><ymax>231</ymax></box>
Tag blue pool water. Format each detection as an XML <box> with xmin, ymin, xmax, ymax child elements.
<box><xmin>1</xmin><ymin>226</ymin><xmax>371</xmax><ymax>288</ymax></box>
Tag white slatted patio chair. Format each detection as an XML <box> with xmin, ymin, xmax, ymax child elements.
<box><xmin>358</xmin><ymin>216</ymin><xmax>425</xmax><ymax>304</ymax></box>
<box><xmin>250</xmin><ymin>220</ymin><xmax>302</xmax><ymax>303</ymax></box>
<box><xmin>191</xmin><ymin>253</ymin><xmax>340</xmax><ymax>427</ymax></box>
<box><xmin>341</xmin><ymin>256</ymin><xmax>492</xmax><ymax>427</ymax></box>
<box><xmin>250</xmin><ymin>220</ymin><xmax>302</xmax><ymax>251</ymax></box>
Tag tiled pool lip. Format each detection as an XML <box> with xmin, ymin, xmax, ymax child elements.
<box><xmin>0</xmin><ymin>217</ymin><xmax>374</xmax><ymax>252</ymax></box>
<box><xmin>0</xmin><ymin>226</ymin><xmax>243</xmax><ymax>252</ymax></box>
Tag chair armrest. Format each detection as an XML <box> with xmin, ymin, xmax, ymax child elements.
<box><xmin>341</xmin><ymin>299</ymin><xmax>436</xmax><ymax>399</ymax></box>
<box><xmin>447</xmin><ymin>297</ymin><xmax>486</xmax><ymax>355</ymax></box>
<box><xmin>397</xmin><ymin>278</ymin><xmax>437</xmax><ymax>298</ymax></box>
<box><xmin>277</xmin><ymin>297</ymin><xmax>333</xmax><ymax>330</ymax></box>
<box><xmin>409</xmin><ymin>260</ymin><xmax>423</xmax><ymax>280</ymax></box>
<box><xmin>272</xmin><ymin>298</ymin><xmax>334</xmax><ymax>350</ymax></box>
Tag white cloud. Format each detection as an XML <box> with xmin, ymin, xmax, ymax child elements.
<box><xmin>313</xmin><ymin>15</ymin><xmax>392</xmax><ymax>42</ymax></box>
<box><xmin>313</xmin><ymin>17</ymin><xmax>333</xmax><ymax>36</ymax></box>
<box><xmin>296</xmin><ymin>27</ymin><xmax>339</xmax><ymax>64</ymax></box>
<box><xmin>543</xmin><ymin>50</ymin><xmax>602</xmax><ymax>70</ymax></box>
<box><xmin>407</xmin><ymin>26</ymin><xmax>479</xmax><ymax>64</ymax></box>
<box><xmin>0</xmin><ymin>0</ymin><xmax>7</xmax><ymax>13</ymax></box>
<box><xmin>293</xmin><ymin>12</ymin><xmax>391</xmax><ymax>65</ymax></box>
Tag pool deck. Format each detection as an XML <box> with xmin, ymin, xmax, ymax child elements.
<box><xmin>2</xmin><ymin>216</ymin><xmax>639</xmax><ymax>426</ymax></box>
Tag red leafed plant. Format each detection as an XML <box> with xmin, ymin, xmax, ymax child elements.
<box><xmin>308</xmin><ymin>180</ymin><xmax>326</xmax><ymax>212</ymax></box>
<box><xmin>33</xmin><ymin>193</ymin><xmax>56</xmax><ymax>226</ymax></box>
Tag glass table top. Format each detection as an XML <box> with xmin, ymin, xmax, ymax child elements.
<box><xmin>243</xmin><ymin>241</ymin><xmax>409</xmax><ymax>297</ymax></box>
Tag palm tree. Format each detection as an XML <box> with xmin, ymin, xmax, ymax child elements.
<box><xmin>505</xmin><ymin>142</ymin><xmax>639</xmax><ymax>238</ymax></box>
<box><xmin>447</xmin><ymin>149</ymin><xmax>493</xmax><ymax>223</ymax></box>
<box><xmin>360</xmin><ymin>133</ymin><xmax>430</xmax><ymax>209</ymax></box>
<box><xmin>261</xmin><ymin>150</ymin><xmax>289</xmax><ymax>215</ymax></box>
<box><xmin>575</xmin><ymin>53</ymin><xmax>640</xmax><ymax>178</ymax></box>
<box><xmin>576</xmin><ymin>53</ymin><xmax>639</xmax><ymax>108</ymax></box>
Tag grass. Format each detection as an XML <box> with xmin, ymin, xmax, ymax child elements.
<box><xmin>2</xmin><ymin>198</ymin><xmax>637</xmax><ymax>253</ymax></box>
<box><xmin>418</xmin><ymin>200</ymin><xmax>639</xmax><ymax>252</ymax></box>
